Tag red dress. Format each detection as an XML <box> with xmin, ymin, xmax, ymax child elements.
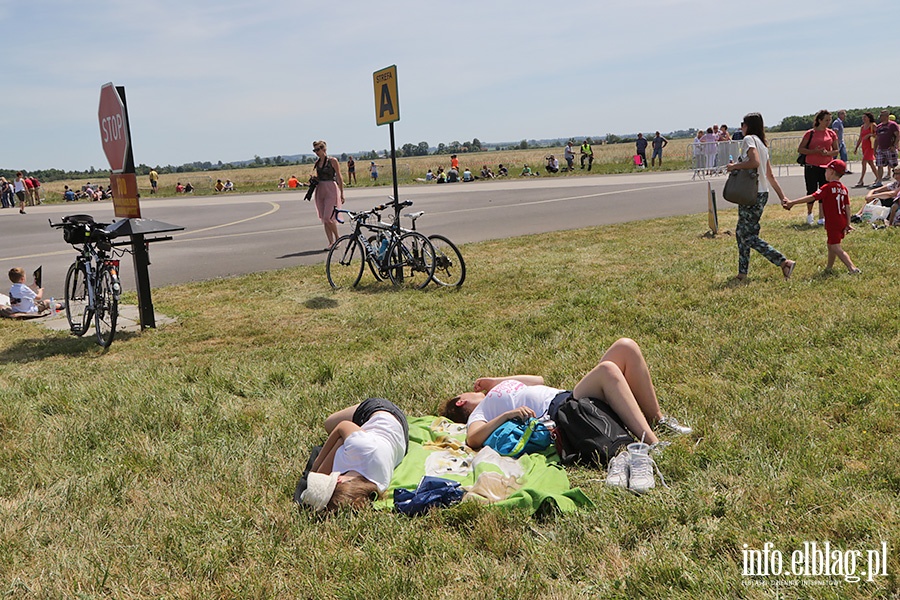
<box><xmin>860</xmin><ymin>124</ymin><xmax>875</xmax><ymax>161</ymax></box>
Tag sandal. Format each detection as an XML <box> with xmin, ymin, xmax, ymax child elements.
<box><xmin>782</xmin><ymin>260</ymin><xmax>795</xmax><ymax>280</ymax></box>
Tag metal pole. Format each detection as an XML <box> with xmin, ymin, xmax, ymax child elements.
<box><xmin>130</xmin><ymin>233</ymin><xmax>156</xmax><ymax>329</ymax></box>
<box><xmin>389</xmin><ymin>122</ymin><xmax>400</xmax><ymax>221</ymax></box>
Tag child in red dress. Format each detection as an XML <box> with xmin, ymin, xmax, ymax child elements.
<box><xmin>782</xmin><ymin>159</ymin><xmax>860</xmax><ymax>274</ymax></box>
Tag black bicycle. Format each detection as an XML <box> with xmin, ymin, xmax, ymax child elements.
<box><xmin>326</xmin><ymin>200</ymin><xmax>436</xmax><ymax>290</ymax></box>
<box><xmin>50</xmin><ymin>215</ymin><xmax>123</xmax><ymax>347</ymax></box>
<box><xmin>399</xmin><ymin>209</ymin><xmax>466</xmax><ymax>288</ymax></box>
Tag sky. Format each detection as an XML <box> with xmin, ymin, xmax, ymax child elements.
<box><xmin>1</xmin><ymin>0</ymin><xmax>897</xmax><ymax>172</ymax></box>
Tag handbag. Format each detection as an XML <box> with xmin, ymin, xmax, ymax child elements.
<box><xmin>796</xmin><ymin>129</ymin><xmax>813</xmax><ymax>165</ymax></box>
<box><xmin>483</xmin><ymin>418</ymin><xmax>552</xmax><ymax>457</ymax></box>
<box><xmin>723</xmin><ymin>167</ymin><xmax>759</xmax><ymax>205</ymax></box>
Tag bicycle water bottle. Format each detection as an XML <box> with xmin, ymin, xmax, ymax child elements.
<box><xmin>377</xmin><ymin>235</ymin><xmax>390</xmax><ymax>261</ymax></box>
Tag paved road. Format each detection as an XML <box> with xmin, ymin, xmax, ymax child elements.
<box><xmin>0</xmin><ymin>169</ymin><xmax>813</xmax><ymax>298</ymax></box>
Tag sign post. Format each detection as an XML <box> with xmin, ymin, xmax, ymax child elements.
<box><xmin>98</xmin><ymin>82</ymin><xmax>171</xmax><ymax>330</ymax></box>
<box><xmin>373</xmin><ymin>65</ymin><xmax>401</xmax><ymax>216</ymax></box>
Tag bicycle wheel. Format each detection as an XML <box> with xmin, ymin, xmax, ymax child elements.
<box><xmin>94</xmin><ymin>267</ymin><xmax>119</xmax><ymax>348</ymax></box>
<box><xmin>64</xmin><ymin>262</ymin><xmax>92</xmax><ymax>336</ymax></box>
<box><xmin>326</xmin><ymin>235</ymin><xmax>365</xmax><ymax>289</ymax></box>
<box><xmin>387</xmin><ymin>232</ymin><xmax>436</xmax><ymax>290</ymax></box>
<box><xmin>428</xmin><ymin>234</ymin><xmax>466</xmax><ymax>288</ymax></box>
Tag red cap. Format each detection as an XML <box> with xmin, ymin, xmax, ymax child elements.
<box><xmin>825</xmin><ymin>159</ymin><xmax>847</xmax><ymax>176</ymax></box>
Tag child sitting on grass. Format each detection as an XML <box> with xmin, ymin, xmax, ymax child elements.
<box><xmin>782</xmin><ymin>159</ymin><xmax>860</xmax><ymax>274</ymax></box>
<box><xmin>8</xmin><ymin>267</ymin><xmax>62</xmax><ymax>314</ymax></box>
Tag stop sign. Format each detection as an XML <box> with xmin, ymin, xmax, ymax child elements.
<box><xmin>98</xmin><ymin>83</ymin><xmax>130</xmax><ymax>173</ymax></box>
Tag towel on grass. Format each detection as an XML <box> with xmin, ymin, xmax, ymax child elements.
<box><xmin>374</xmin><ymin>416</ymin><xmax>592</xmax><ymax>514</ymax></box>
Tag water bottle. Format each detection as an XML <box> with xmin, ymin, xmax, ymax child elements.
<box><xmin>377</xmin><ymin>235</ymin><xmax>390</xmax><ymax>261</ymax></box>
<box><xmin>728</xmin><ymin>154</ymin><xmax>734</xmax><ymax>164</ymax></box>
<box><xmin>49</xmin><ymin>297</ymin><xmax>56</xmax><ymax>314</ymax></box>
<box><xmin>538</xmin><ymin>414</ymin><xmax>557</xmax><ymax>438</ymax></box>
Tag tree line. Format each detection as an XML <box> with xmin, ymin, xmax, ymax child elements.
<box><xmin>774</xmin><ymin>107</ymin><xmax>900</xmax><ymax>131</ymax></box>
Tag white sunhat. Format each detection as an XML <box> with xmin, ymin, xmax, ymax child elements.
<box><xmin>300</xmin><ymin>472</ymin><xmax>339</xmax><ymax>512</ymax></box>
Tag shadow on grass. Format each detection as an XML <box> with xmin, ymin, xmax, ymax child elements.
<box><xmin>303</xmin><ymin>297</ymin><xmax>338</xmax><ymax>309</ymax></box>
<box><xmin>0</xmin><ymin>330</ymin><xmax>141</xmax><ymax>362</ymax></box>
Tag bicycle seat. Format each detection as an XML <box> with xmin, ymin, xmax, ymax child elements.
<box><xmin>63</xmin><ymin>214</ymin><xmax>96</xmax><ymax>225</ymax></box>
<box><xmin>404</xmin><ymin>211</ymin><xmax>425</xmax><ymax>219</ymax></box>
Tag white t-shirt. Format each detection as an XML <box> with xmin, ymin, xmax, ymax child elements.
<box><xmin>332</xmin><ymin>412</ymin><xmax>406</xmax><ymax>492</ymax></box>
<box><xmin>8</xmin><ymin>282</ymin><xmax>38</xmax><ymax>313</ymax></box>
<box><xmin>742</xmin><ymin>134</ymin><xmax>769</xmax><ymax>194</ymax></box>
<box><xmin>467</xmin><ymin>380</ymin><xmax>563</xmax><ymax>426</ymax></box>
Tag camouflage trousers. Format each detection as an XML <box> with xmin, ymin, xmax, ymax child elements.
<box><xmin>736</xmin><ymin>192</ymin><xmax>786</xmax><ymax>275</ymax></box>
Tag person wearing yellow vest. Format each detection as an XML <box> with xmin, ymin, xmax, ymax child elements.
<box><xmin>580</xmin><ymin>141</ymin><xmax>594</xmax><ymax>170</ymax></box>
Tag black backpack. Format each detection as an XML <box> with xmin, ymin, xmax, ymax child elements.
<box><xmin>554</xmin><ymin>397</ymin><xmax>634</xmax><ymax>467</ymax></box>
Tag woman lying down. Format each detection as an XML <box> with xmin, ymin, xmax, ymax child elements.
<box><xmin>296</xmin><ymin>398</ymin><xmax>409</xmax><ymax>512</ymax></box>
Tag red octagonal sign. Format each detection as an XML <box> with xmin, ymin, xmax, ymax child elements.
<box><xmin>98</xmin><ymin>82</ymin><xmax>130</xmax><ymax>173</ymax></box>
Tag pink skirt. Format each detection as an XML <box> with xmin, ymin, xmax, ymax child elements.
<box><xmin>314</xmin><ymin>181</ymin><xmax>342</xmax><ymax>224</ymax></box>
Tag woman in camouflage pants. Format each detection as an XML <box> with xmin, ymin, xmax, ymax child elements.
<box><xmin>726</xmin><ymin>113</ymin><xmax>796</xmax><ymax>280</ymax></box>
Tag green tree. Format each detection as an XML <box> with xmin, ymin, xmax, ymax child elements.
<box><xmin>518</xmin><ymin>139</ymin><xmax>528</xmax><ymax>150</ymax></box>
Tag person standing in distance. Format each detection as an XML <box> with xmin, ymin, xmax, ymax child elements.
<box><xmin>651</xmin><ymin>131</ymin><xmax>668</xmax><ymax>167</ymax></box>
<box><xmin>346</xmin><ymin>156</ymin><xmax>357</xmax><ymax>185</ymax></box>
<box><xmin>149</xmin><ymin>168</ymin><xmax>159</xmax><ymax>194</ymax></box>
<box><xmin>311</xmin><ymin>140</ymin><xmax>345</xmax><ymax>250</ymax></box>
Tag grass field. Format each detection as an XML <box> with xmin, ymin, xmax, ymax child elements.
<box><xmin>38</xmin><ymin>129</ymin><xmax>860</xmax><ymax>203</ymax></box>
<box><xmin>1</xmin><ymin>194</ymin><xmax>897</xmax><ymax>598</ymax></box>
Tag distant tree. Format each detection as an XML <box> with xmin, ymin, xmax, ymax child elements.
<box><xmin>417</xmin><ymin>141</ymin><xmax>430</xmax><ymax>155</ymax></box>
<box><xmin>436</xmin><ymin>143</ymin><xmax>446</xmax><ymax>154</ymax></box>
<box><xmin>518</xmin><ymin>139</ymin><xmax>528</xmax><ymax>150</ymax></box>
<box><xmin>253</xmin><ymin>155</ymin><xmax>263</xmax><ymax>165</ymax></box>
<box><xmin>471</xmin><ymin>138</ymin><xmax>482</xmax><ymax>151</ymax></box>
<box><xmin>340</xmin><ymin>153</ymin><xmax>348</xmax><ymax>162</ymax></box>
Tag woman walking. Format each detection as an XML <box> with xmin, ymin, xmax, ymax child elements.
<box><xmin>726</xmin><ymin>113</ymin><xmax>796</xmax><ymax>281</ymax></box>
<box><xmin>853</xmin><ymin>112</ymin><xmax>877</xmax><ymax>188</ymax></box>
<box><xmin>797</xmin><ymin>109</ymin><xmax>839</xmax><ymax>225</ymax></box>
<box><xmin>311</xmin><ymin>140</ymin><xmax>345</xmax><ymax>249</ymax></box>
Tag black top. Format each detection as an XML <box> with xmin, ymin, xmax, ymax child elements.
<box><xmin>315</xmin><ymin>156</ymin><xmax>336</xmax><ymax>181</ymax></box>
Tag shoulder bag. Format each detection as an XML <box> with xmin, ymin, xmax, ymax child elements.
<box><xmin>796</xmin><ymin>129</ymin><xmax>813</xmax><ymax>165</ymax></box>
<box><xmin>723</xmin><ymin>167</ymin><xmax>759</xmax><ymax>205</ymax></box>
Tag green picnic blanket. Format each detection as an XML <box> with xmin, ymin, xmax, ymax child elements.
<box><xmin>374</xmin><ymin>416</ymin><xmax>593</xmax><ymax>514</ymax></box>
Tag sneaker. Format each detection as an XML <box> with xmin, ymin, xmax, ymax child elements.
<box><xmin>868</xmin><ymin>181</ymin><xmax>883</xmax><ymax>189</ymax></box>
<box><xmin>817</xmin><ymin>218</ymin><xmax>825</xmax><ymax>226</ymax></box>
<box><xmin>605</xmin><ymin>451</ymin><xmax>630</xmax><ymax>489</ymax></box>
<box><xmin>627</xmin><ymin>452</ymin><xmax>656</xmax><ymax>494</ymax></box>
<box><xmin>657</xmin><ymin>415</ymin><xmax>693</xmax><ymax>436</ymax></box>
<box><xmin>849</xmin><ymin>268</ymin><xmax>861</xmax><ymax>275</ymax></box>
<box><xmin>806</xmin><ymin>213</ymin><xmax>815</xmax><ymax>226</ymax></box>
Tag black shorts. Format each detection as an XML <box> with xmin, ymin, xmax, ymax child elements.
<box><xmin>352</xmin><ymin>398</ymin><xmax>409</xmax><ymax>451</ymax></box>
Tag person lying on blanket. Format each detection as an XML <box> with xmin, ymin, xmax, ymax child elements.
<box><xmin>299</xmin><ymin>398</ymin><xmax>410</xmax><ymax>512</ymax></box>
<box><xmin>438</xmin><ymin>338</ymin><xmax>692</xmax><ymax>450</ymax></box>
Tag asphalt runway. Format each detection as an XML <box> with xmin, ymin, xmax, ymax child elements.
<box><xmin>0</xmin><ymin>168</ymin><xmax>814</xmax><ymax>298</ymax></box>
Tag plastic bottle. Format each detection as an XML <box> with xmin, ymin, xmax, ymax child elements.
<box><xmin>728</xmin><ymin>154</ymin><xmax>734</xmax><ymax>164</ymax></box>
<box><xmin>49</xmin><ymin>297</ymin><xmax>56</xmax><ymax>314</ymax></box>
<box><xmin>377</xmin><ymin>235</ymin><xmax>390</xmax><ymax>261</ymax></box>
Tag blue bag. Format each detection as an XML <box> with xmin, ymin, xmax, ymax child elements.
<box><xmin>483</xmin><ymin>418</ymin><xmax>552</xmax><ymax>458</ymax></box>
<box><xmin>394</xmin><ymin>476</ymin><xmax>466</xmax><ymax>516</ymax></box>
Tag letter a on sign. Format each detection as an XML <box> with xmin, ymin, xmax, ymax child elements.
<box><xmin>373</xmin><ymin>65</ymin><xmax>399</xmax><ymax>126</ymax></box>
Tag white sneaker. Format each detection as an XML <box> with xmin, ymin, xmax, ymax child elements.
<box><xmin>657</xmin><ymin>415</ymin><xmax>693</xmax><ymax>436</ymax></box>
<box><xmin>806</xmin><ymin>213</ymin><xmax>815</xmax><ymax>226</ymax></box>
<box><xmin>627</xmin><ymin>452</ymin><xmax>656</xmax><ymax>494</ymax></box>
<box><xmin>817</xmin><ymin>218</ymin><xmax>825</xmax><ymax>226</ymax></box>
<box><xmin>605</xmin><ymin>451</ymin><xmax>630</xmax><ymax>489</ymax></box>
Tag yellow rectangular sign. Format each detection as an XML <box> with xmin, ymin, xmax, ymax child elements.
<box><xmin>110</xmin><ymin>173</ymin><xmax>141</xmax><ymax>219</ymax></box>
<box><xmin>373</xmin><ymin>65</ymin><xmax>399</xmax><ymax>126</ymax></box>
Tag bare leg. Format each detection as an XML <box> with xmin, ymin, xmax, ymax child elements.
<box><xmin>572</xmin><ymin>338</ymin><xmax>662</xmax><ymax>444</ymax></box>
<box><xmin>324</xmin><ymin>403</ymin><xmax>360</xmax><ymax>434</ymax></box>
<box><xmin>324</xmin><ymin>221</ymin><xmax>340</xmax><ymax>246</ymax></box>
<box><xmin>828</xmin><ymin>243</ymin><xmax>856</xmax><ymax>272</ymax></box>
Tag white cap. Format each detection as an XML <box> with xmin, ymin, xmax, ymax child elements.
<box><xmin>299</xmin><ymin>472</ymin><xmax>339</xmax><ymax>512</ymax></box>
